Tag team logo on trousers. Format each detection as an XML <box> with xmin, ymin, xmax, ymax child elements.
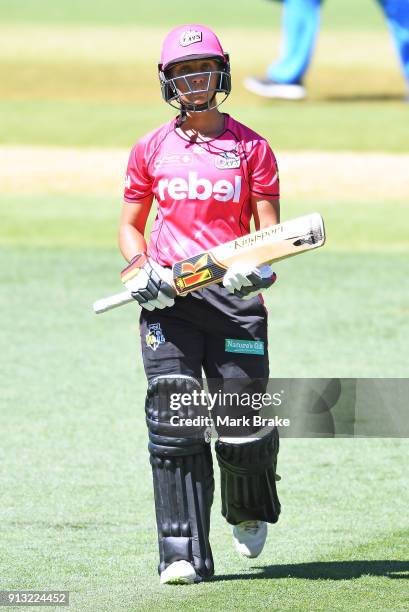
<box><xmin>146</xmin><ymin>323</ymin><xmax>165</xmax><ymax>351</ymax></box>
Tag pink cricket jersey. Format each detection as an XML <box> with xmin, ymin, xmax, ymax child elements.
<box><xmin>124</xmin><ymin>114</ymin><xmax>279</xmax><ymax>267</ymax></box>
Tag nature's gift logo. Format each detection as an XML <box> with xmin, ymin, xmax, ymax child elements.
<box><xmin>225</xmin><ymin>339</ymin><xmax>265</xmax><ymax>355</ymax></box>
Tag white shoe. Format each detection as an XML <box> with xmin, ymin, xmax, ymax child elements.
<box><xmin>244</xmin><ymin>77</ymin><xmax>306</xmax><ymax>100</ymax></box>
<box><xmin>233</xmin><ymin>520</ymin><xmax>268</xmax><ymax>558</ymax></box>
<box><xmin>160</xmin><ymin>560</ymin><xmax>197</xmax><ymax>585</ymax></box>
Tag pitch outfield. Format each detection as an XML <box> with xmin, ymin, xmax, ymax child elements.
<box><xmin>1</xmin><ymin>26</ymin><xmax>408</xmax><ymax>151</ymax></box>
<box><xmin>1</xmin><ymin>1</ymin><xmax>409</xmax><ymax>610</ymax></box>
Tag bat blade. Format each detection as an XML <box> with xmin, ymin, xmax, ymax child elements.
<box><xmin>173</xmin><ymin>212</ymin><xmax>325</xmax><ymax>295</ymax></box>
<box><xmin>92</xmin><ymin>212</ymin><xmax>325</xmax><ymax>314</ymax></box>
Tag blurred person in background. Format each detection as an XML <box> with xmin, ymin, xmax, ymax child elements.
<box><xmin>244</xmin><ymin>0</ymin><xmax>409</xmax><ymax>100</ymax></box>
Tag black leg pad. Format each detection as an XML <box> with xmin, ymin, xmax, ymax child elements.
<box><xmin>145</xmin><ymin>375</ymin><xmax>214</xmax><ymax>581</ymax></box>
<box><xmin>215</xmin><ymin>429</ymin><xmax>281</xmax><ymax>525</ymax></box>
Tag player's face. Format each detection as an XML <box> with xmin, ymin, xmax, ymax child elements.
<box><xmin>167</xmin><ymin>58</ymin><xmax>222</xmax><ymax>107</ymax></box>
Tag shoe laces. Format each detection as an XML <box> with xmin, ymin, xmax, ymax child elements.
<box><xmin>240</xmin><ymin>520</ymin><xmax>260</xmax><ymax>534</ymax></box>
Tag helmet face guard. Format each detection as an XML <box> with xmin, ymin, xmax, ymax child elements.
<box><xmin>159</xmin><ymin>58</ymin><xmax>231</xmax><ymax>112</ymax></box>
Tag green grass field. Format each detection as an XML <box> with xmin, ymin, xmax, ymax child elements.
<box><xmin>1</xmin><ymin>1</ymin><xmax>408</xmax><ymax>610</ymax></box>
<box><xmin>0</xmin><ymin>0</ymin><xmax>388</xmax><ymax>29</ymax></box>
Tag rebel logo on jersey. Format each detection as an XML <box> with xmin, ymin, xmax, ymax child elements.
<box><xmin>157</xmin><ymin>171</ymin><xmax>242</xmax><ymax>203</ymax></box>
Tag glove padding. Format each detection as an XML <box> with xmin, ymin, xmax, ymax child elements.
<box><xmin>121</xmin><ymin>253</ymin><xmax>176</xmax><ymax>311</ymax></box>
<box><xmin>222</xmin><ymin>263</ymin><xmax>277</xmax><ymax>299</ymax></box>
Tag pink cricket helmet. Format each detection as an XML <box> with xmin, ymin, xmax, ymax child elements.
<box><xmin>160</xmin><ymin>24</ymin><xmax>228</xmax><ymax>70</ymax></box>
<box><xmin>158</xmin><ymin>24</ymin><xmax>231</xmax><ymax>112</ymax></box>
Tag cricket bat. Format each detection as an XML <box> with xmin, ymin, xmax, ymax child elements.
<box><xmin>93</xmin><ymin>212</ymin><xmax>325</xmax><ymax>314</ymax></box>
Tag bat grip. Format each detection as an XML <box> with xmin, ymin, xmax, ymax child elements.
<box><xmin>93</xmin><ymin>290</ymin><xmax>134</xmax><ymax>314</ymax></box>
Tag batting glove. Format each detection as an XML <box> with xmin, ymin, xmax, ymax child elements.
<box><xmin>121</xmin><ymin>253</ymin><xmax>176</xmax><ymax>311</ymax></box>
<box><xmin>222</xmin><ymin>263</ymin><xmax>277</xmax><ymax>299</ymax></box>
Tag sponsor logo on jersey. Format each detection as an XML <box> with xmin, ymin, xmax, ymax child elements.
<box><xmin>215</xmin><ymin>151</ymin><xmax>241</xmax><ymax>169</ymax></box>
<box><xmin>146</xmin><ymin>323</ymin><xmax>165</xmax><ymax>352</ymax></box>
<box><xmin>158</xmin><ymin>171</ymin><xmax>242</xmax><ymax>203</ymax></box>
<box><xmin>154</xmin><ymin>153</ymin><xmax>192</xmax><ymax>168</ymax></box>
<box><xmin>180</xmin><ymin>30</ymin><xmax>202</xmax><ymax>47</ymax></box>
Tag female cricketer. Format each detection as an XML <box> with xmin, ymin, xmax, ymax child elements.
<box><xmin>118</xmin><ymin>24</ymin><xmax>281</xmax><ymax>585</ymax></box>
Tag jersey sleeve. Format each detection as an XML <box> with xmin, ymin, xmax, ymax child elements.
<box><xmin>123</xmin><ymin>139</ymin><xmax>153</xmax><ymax>203</ymax></box>
<box><xmin>248</xmin><ymin>139</ymin><xmax>280</xmax><ymax>199</ymax></box>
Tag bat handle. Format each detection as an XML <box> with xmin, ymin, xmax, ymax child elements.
<box><xmin>93</xmin><ymin>290</ymin><xmax>134</xmax><ymax>314</ymax></box>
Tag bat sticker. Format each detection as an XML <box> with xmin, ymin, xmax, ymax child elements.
<box><xmin>173</xmin><ymin>252</ymin><xmax>227</xmax><ymax>293</ymax></box>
